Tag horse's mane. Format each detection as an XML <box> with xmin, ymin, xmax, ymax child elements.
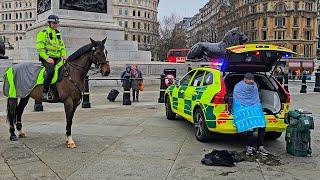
<box><xmin>67</xmin><ymin>43</ymin><xmax>93</xmax><ymax>61</ymax></box>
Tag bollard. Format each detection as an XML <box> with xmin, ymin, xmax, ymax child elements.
<box><xmin>284</xmin><ymin>73</ymin><xmax>289</xmax><ymax>92</ymax></box>
<box><xmin>123</xmin><ymin>75</ymin><xmax>131</xmax><ymax>105</ymax></box>
<box><xmin>300</xmin><ymin>73</ymin><xmax>307</xmax><ymax>93</ymax></box>
<box><xmin>158</xmin><ymin>74</ymin><xmax>166</xmax><ymax>103</ymax></box>
<box><xmin>34</xmin><ymin>100</ymin><xmax>43</xmax><ymax>112</ymax></box>
<box><xmin>82</xmin><ymin>76</ymin><xmax>91</xmax><ymax>108</ymax></box>
<box><xmin>314</xmin><ymin>70</ymin><xmax>320</xmax><ymax>92</ymax></box>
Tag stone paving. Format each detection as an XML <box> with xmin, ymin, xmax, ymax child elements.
<box><xmin>0</xmin><ymin>83</ymin><xmax>319</xmax><ymax>180</ymax></box>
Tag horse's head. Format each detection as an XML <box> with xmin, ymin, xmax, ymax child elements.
<box><xmin>222</xmin><ymin>27</ymin><xmax>248</xmax><ymax>47</ymax></box>
<box><xmin>89</xmin><ymin>37</ymin><xmax>110</xmax><ymax>76</ymax></box>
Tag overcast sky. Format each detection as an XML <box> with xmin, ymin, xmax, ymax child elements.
<box><xmin>157</xmin><ymin>0</ymin><xmax>208</xmax><ymax>20</ymax></box>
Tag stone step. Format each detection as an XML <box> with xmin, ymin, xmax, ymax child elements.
<box><xmin>10</xmin><ymin>47</ymin><xmax>151</xmax><ymax>62</ymax></box>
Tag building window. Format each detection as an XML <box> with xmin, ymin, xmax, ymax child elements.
<box><xmin>263</xmin><ymin>3</ymin><xmax>268</xmax><ymax>12</ymax></box>
<box><xmin>304</xmin><ymin>45</ymin><xmax>312</xmax><ymax>57</ymax></box>
<box><xmin>133</xmin><ymin>35</ymin><xmax>136</xmax><ymax>41</ymax></box>
<box><xmin>124</xmin><ymin>9</ymin><xmax>128</xmax><ymax>16</ymax></box>
<box><xmin>262</xmin><ymin>30</ymin><xmax>267</xmax><ymax>40</ymax></box>
<box><xmin>29</xmin><ymin>12</ymin><xmax>32</xmax><ymax>18</ymax></box>
<box><xmin>133</xmin><ymin>22</ymin><xmax>136</xmax><ymax>28</ymax></box>
<box><xmin>251</xmin><ymin>20</ymin><xmax>255</xmax><ymax>29</ymax></box>
<box><xmin>9</xmin><ymin>13</ymin><xmax>11</xmax><ymax>19</ymax></box>
<box><xmin>133</xmin><ymin>10</ymin><xmax>136</xmax><ymax>16</ymax></box>
<box><xmin>124</xmin><ymin>34</ymin><xmax>128</xmax><ymax>40</ymax></box>
<box><xmin>275</xmin><ymin>17</ymin><xmax>285</xmax><ymax>27</ymax></box>
<box><xmin>144</xmin><ymin>35</ymin><xmax>147</xmax><ymax>43</ymax></box>
<box><xmin>275</xmin><ymin>31</ymin><xmax>285</xmax><ymax>40</ymax></box>
<box><xmin>306</xmin><ymin>18</ymin><xmax>311</xmax><ymax>26</ymax></box>
<box><xmin>293</xmin><ymin>30</ymin><xmax>298</xmax><ymax>39</ymax></box>
<box><xmin>16</xmin><ymin>24</ymin><xmax>18</xmax><ymax>30</ymax></box>
<box><xmin>124</xmin><ymin>21</ymin><xmax>128</xmax><ymax>28</ymax></box>
<box><xmin>293</xmin><ymin>17</ymin><xmax>299</xmax><ymax>27</ymax></box>
<box><xmin>19</xmin><ymin>13</ymin><xmax>22</xmax><ymax>19</ymax></box>
<box><xmin>144</xmin><ymin>22</ymin><xmax>147</xmax><ymax>30</ymax></box>
<box><xmin>16</xmin><ymin>36</ymin><xmax>18</xmax><ymax>41</ymax></box>
<box><xmin>305</xmin><ymin>2</ymin><xmax>312</xmax><ymax>11</ymax></box>
<box><xmin>250</xmin><ymin>32</ymin><xmax>256</xmax><ymax>41</ymax></box>
<box><xmin>20</xmin><ymin>24</ymin><xmax>22</xmax><ymax>30</ymax></box>
<box><xmin>138</xmin><ymin>22</ymin><xmax>141</xmax><ymax>29</ymax></box>
<box><xmin>119</xmin><ymin>8</ymin><xmax>122</xmax><ymax>15</ymax></box>
<box><xmin>304</xmin><ymin>31</ymin><xmax>311</xmax><ymax>40</ymax></box>
<box><xmin>119</xmin><ymin>21</ymin><xmax>122</xmax><ymax>27</ymax></box>
<box><xmin>20</xmin><ymin>36</ymin><xmax>22</xmax><ymax>40</ymax></box>
<box><xmin>294</xmin><ymin>2</ymin><xmax>299</xmax><ymax>10</ymax></box>
<box><xmin>144</xmin><ymin>11</ymin><xmax>147</xmax><ymax>17</ymax></box>
<box><xmin>251</xmin><ymin>5</ymin><xmax>257</xmax><ymax>13</ymax></box>
<box><xmin>293</xmin><ymin>45</ymin><xmax>297</xmax><ymax>53</ymax></box>
<box><xmin>138</xmin><ymin>35</ymin><xmax>141</xmax><ymax>42</ymax></box>
<box><xmin>26</xmin><ymin>24</ymin><xmax>28</xmax><ymax>29</ymax></box>
<box><xmin>275</xmin><ymin>3</ymin><xmax>285</xmax><ymax>12</ymax></box>
<box><xmin>138</xmin><ymin>11</ymin><xmax>141</xmax><ymax>17</ymax></box>
<box><xmin>263</xmin><ymin>18</ymin><xmax>267</xmax><ymax>27</ymax></box>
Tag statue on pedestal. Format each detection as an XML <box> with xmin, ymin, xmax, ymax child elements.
<box><xmin>60</xmin><ymin>0</ymin><xmax>107</xmax><ymax>13</ymax></box>
<box><xmin>0</xmin><ymin>38</ymin><xmax>8</xmax><ymax>59</ymax></box>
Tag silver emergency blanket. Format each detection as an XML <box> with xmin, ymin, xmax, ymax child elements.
<box><xmin>3</xmin><ymin>62</ymin><xmax>42</xmax><ymax>98</ymax></box>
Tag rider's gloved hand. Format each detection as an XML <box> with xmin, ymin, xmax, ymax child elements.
<box><xmin>62</xmin><ymin>56</ymin><xmax>67</xmax><ymax>61</ymax></box>
<box><xmin>47</xmin><ymin>58</ymin><xmax>55</xmax><ymax>64</ymax></box>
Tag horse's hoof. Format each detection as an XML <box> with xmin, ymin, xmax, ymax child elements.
<box><xmin>67</xmin><ymin>141</ymin><xmax>77</xmax><ymax>149</ymax></box>
<box><xmin>10</xmin><ymin>135</ymin><xmax>17</xmax><ymax>141</ymax></box>
<box><xmin>19</xmin><ymin>132</ymin><xmax>26</xmax><ymax>138</ymax></box>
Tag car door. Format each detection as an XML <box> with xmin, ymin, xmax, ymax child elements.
<box><xmin>182</xmin><ymin>70</ymin><xmax>206</xmax><ymax>120</ymax></box>
<box><xmin>176</xmin><ymin>70</ymin><xmax>196</xmax><ymax>114</ymax></box>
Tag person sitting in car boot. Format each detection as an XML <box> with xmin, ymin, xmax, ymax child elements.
<box><xmin>233</xmin><ymin>73</ymin><xmax>271</xmax><ymax>156</ymax></box>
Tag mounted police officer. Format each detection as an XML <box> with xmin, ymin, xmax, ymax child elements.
<box><xmin>36</xmin><ymin>14</ymin><xmax>67</xmax><ymax>101</ymax></box>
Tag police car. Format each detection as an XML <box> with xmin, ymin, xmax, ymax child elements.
<box><xmin>164</xmin><ymin>44</ymin><xmax>294</xmax><ymax>142</ymax></box>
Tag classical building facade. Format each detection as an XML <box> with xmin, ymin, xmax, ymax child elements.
<box><xmin>0</xmin><ymin>0</ymin><xmax>36</xmax><ymax>47</ymax></box>
<box><xmin>112</xmin><ymin>0</ymin><xmax>159</xmax><ymax>53</ymax></box>
<box><xmin>188</xmin><ymin>0</ymin><xmax>318</xmax><ymax>60</ymax></box>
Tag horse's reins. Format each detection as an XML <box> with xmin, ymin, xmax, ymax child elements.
<box><xmin>64</xmin><ymin>47</ymin><xmax>108</xmax><ymax>96</ymax></box>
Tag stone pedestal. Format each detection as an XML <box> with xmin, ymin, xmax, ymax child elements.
<box><xmin>12</xmin><ymin>0</ymin><xmax>151</xmax><ymax>63</ymax></box>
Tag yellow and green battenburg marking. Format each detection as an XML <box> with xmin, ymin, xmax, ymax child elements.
<box><xmin>5</xmin><ymin>60</ymin><xmax>65</xmax><ymax>98</ymax></box>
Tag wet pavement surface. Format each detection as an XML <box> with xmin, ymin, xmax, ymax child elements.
<box><xmin>0</xmin><ymin>83</ymin><xmax>319</xmax><ymax>180</ymax></box>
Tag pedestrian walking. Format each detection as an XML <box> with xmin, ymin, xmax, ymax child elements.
<box><xmin>131</xmin><ymin>64</ymin><xmax>143</xmax><ymax>102</ymax></box>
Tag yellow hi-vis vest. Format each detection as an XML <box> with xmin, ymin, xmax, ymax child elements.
<box><xmin>36</xmin><ymin>26</ymin><xmax>67</xmax><ymax>60</ymax></box>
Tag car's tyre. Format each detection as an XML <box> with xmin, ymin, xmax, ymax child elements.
<box><xmin>193</xmin><ymin>108</ymin><xmax>213</xmax><ymax>142</ymax></box>
<box><xmin>265</xmin><ymin>132</ymin><xmax>282</xmax><ymax>140</ymax></box>
<box><xmin>165</xmin><ymin>97</ymin><xmax>176</xmax><ymax>120</ymax></box>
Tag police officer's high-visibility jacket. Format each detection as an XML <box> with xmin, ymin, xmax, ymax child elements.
<box><xmin>36</xmin><ymin>26</ymin><xmax>67</xmax><ymax>60</ymax></box>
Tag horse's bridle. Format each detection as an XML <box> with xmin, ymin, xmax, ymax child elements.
<box><xmin>64</xmin><ymin>46</ymin><xmax>109</xmax><ymax>93</ymax></box>
<box><xmin>66</xmin><ymin>46</ymin><xmax>109</xmax><ymax>74</ymax></box>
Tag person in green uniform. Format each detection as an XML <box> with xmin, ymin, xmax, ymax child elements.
<box><xmin>36</xmin><ymin>14</ymin><xmax>67</xmax><ymax>100</ymax></box>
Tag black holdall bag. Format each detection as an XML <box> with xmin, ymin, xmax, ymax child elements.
<box><xmin>107</xmin><ymin>89</ymin><xmax>119</xmax><ymax>102</ymax></box>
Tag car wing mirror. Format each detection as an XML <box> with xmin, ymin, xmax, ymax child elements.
<box><xmin>174</xmin><ymin>79</ymin><xmax>180</xmax><ymax>86</ymax></box>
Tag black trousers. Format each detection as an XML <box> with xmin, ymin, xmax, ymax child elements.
<box><xmin>247</xmin><ymin>127</ymin><xmax>265</xmax><ymax>147</ymax></box>
<box><xmin>132</xmin><ymin>89</ymin><xmax>139</xmax><ymax>101</ymax></box>
<box><xmin>40</xmin><ymin>57</ymin><xmax>60</xmax><ymax>93</ymax></box>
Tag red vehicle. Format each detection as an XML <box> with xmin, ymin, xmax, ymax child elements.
<box><xmin>166</xmin><ymin>48</ymin><xmax>190</xmax><ymax>63</ymax></box>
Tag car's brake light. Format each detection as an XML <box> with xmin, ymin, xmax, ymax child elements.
<box><xmin>212</xmin><ymin>78</ymin><xmax>227</xmax><ymax>104</ymax></box>
<box><xmin>167</xmin><ymin>56</ymin><xmax>176</xmax><ymax>62</ymax></box>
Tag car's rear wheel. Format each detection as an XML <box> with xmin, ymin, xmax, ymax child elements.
<box><xmin>165</xmin><ymin>97</ymin><xmax>176</xmax><ymax>120</ymax></box>
<box><xmin>265</xmin><ymin>132</ymin><xmax>282</xmax><ymax>140</ymax></box>
<box><xmin>194</xmin><ymin>108</ymin><xmax>213</xmax><ymax>142</ymax></box>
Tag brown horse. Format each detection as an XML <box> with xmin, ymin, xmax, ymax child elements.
<box><xmin>6</xmin><ymin>37</ymin><xmax>110</xmax><ymax>148</ymax></box>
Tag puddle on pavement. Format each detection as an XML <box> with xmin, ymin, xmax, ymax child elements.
<box><xmin>239</xmin><ymin>151</ymin><xmax>282</xmax><ymax>166</ymax></box>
